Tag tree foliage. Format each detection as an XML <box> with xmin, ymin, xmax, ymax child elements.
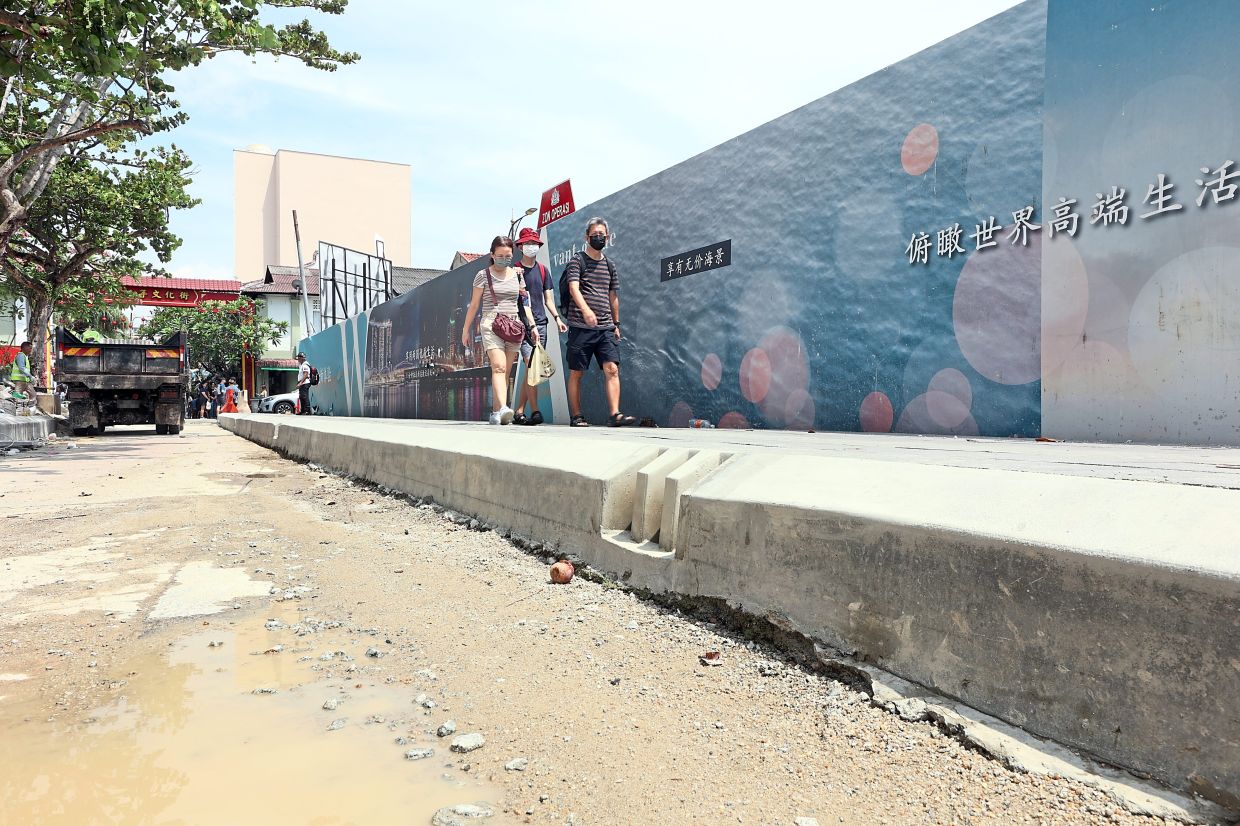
<box><xmin>0</xmin><ymin>1</ymin><xmax>358</xmax><ymax>252</ymax></box>
<box><xmin>61</xmin><ymin>303</ymin><xmax>129</xmax><ymax>337</ymax></box>
<box><xmin>1</xmin><ymin>146</ymin><xmax>196</xmax><ymax>375</ymax></box>
<box><xmin>139</xmin><ymin>297</ymin><xmax>287</xmax><ymax>377</ymax></box>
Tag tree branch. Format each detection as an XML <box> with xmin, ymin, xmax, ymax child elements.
<box><xmin>8</xmin><ymin>118</ymin><xmax>149</xmax><ymax>200</ymax></box>
<box><xmin>0</xmin><ymin>11</ymin><xmax>39</xmax><ymax>39</ymax></box>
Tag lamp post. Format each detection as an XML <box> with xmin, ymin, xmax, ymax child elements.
<box><xmin>508</xmin><ymin>207</ymin><xmax>537</xmax><ymax>240</ymax></box>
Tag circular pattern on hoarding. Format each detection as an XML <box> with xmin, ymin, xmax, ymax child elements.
<box><xmin>740</xmin><ymin>348</ymin><xmax>772</xmax><ymax>403</ymax></box>
<box><xmin>668</xmin><ymin>401</ymin><xmax>694</xmax><ymax>428</ymax></box>
<box><xmin>859</xmin><ymin>391</ymin><xmax>894</xmax><ymax>433</ymax></box>
<box><xmin>700</xmin><ymin>353</ymin><xmax>722</xmax><ymax>391</ymax></box>
<box><xmin>783</xmin><ymin>388</ymin><xmax>816</xmax><ymax>431</ymax></box>
<box><xmin>901</xmin><ymin>123</ymin><xmax>939</xmax><ymax>176</ymax></box>
<box><xmin>953</xmin><ymin>235</ymin><xmax>1041</xmax><ymax>386</ymax></box>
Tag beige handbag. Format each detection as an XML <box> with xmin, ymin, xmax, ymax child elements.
<box><xmin>526</xmin><ymin>342</ymin><xmax>556</xmax><ymax>386</ymax></box>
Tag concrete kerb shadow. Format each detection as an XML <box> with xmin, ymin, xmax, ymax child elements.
<box><xmin>218</xmin><ymin>414</ymin><xmax>1240</xmax><ymax>821</ymax></box>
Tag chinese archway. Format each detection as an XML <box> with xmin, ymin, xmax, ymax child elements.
<box><xmin>119</xmin><ymin>276</ymin><xmax>257</xmax><ymax>396</ymax></box>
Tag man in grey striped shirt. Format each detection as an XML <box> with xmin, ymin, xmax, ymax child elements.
<box><xmin>565</xmin><ymin>217</ymin><xmax>637</xmax><ymax>427</ymax></box>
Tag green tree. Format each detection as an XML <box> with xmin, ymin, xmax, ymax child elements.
<box><xmin>0</xmin><ymin>1</ymin><xmax>357</xmax><ymax>253</ymax></box>
<box><xmin>1</xmin><ymin>146</ymin><xmax>196</xmax><ymax>377</ymax></box>
<box><xmin>61</xmin><ymin>303</ymin><xmax>129</xmax><ymax>337</ymax></box>
<box><xmin>139</xmin><ymin>297</ymin><xmax>287</xmax><ymax>377</ymax></box>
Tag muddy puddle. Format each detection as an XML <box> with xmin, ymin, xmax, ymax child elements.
<box><xmin>0</xmin><ymin>607</ymin><xmax>495</xmax><ymax>825</ymax></box>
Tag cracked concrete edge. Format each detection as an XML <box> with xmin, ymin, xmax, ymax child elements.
<box><xmin>826</xmin><ymin>654</ymin><xmax>1235</xmax><ymax>825</ymax></box>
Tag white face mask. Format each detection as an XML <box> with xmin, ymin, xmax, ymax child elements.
<box><xmin>521</xmin><ymin>244</ymin><xmax>540</xmax><ymax>258</ymax></box>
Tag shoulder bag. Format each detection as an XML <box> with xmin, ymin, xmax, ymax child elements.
<box><xmin>485</xmin><ymin>267</ymin><xmax>527</xmax><ymax>343</ymax></box>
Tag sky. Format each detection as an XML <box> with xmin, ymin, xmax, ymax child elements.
<box><xmin>161</xmin><ymin>0</ymin><xmax>1022</xmax><ymax>279</ymax></box>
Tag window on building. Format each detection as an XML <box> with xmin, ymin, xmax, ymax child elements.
<box><xmin>0</xmin><ymin>300</ymin><xmax>17</xmax><ymax>342</ymax></box>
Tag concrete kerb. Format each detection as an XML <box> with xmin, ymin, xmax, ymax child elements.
<box><xmin>666</xmin><ymin>453</ymin><xmax>1240</xmax><ymax>811</ymax></box>
<box><xmin>221</xmin><ymin>414</ymin><xmax>659</xmax><ymax>550</ymax></box>
<box><xmin>0</xmin><ymin>411</ymin><xmax>53</xmax><ymax>446</ymax></box>
<box><xmin>661</xmin><ymin>450</ymin><xmax>726</xmax><ymax>555</ymax></box>
<box><xmin>632</xmin><ymin>448</ymin><xmax>691</xmax><ymax>543</ymax></box>
<box><xmin>849</xmin><ymin>660</ymin><xmax>1226</xmax><ymax>823</ymax></box>
<box><xmin>218</xmin><ymin>414</ymin><xmax>1240</xmax><ymax>818</ymax></box>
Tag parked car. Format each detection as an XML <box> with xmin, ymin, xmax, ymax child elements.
<box><xmin>258</xmin><ymin>389</ymin><xmax>299</xmax><ymax>414</ymax></box>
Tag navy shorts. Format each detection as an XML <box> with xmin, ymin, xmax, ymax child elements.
<box><xmin>567</xmin><ymin>327</ymin><xmax>619</xmax><ymax>371</ymax></box>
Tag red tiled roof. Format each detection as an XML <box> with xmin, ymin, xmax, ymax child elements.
<box><xmin>122</xmin><ymin>276</ymin><xmax>241</xmax><ymax>292</ymax></box>
<box><xmin>240</xmin><ymin>266</ymin><xmax>320</xmax><ymax>296</ymax></box>
<box><xmin>455</xmin><ymin>252</ymin><xmax>482</xmax><ymax>263</ymax></box>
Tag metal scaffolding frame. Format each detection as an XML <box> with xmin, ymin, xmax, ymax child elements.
<box><xmin>317</xmin><ymin>241</ymin><xmax>392</xmax><ymax>328</ymax></box>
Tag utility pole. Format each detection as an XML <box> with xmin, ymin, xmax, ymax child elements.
<box><xmin>292</xmin><ymin>210</ymin><xmax>315</xmax><ymax>337</ymax></box>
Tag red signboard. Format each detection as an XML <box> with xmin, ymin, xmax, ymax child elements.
<box><xmin>537</xmin><ymin>179</ymin><xmax>576</xmax><ymax>229</ymax></box>
<box><xmin>130</xmin><ymin>286</ymin><xmax>239</xmax><ymax>307</ymax></box>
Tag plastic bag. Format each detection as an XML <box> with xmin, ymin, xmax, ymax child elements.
<box><xmin>526</xmin><ymin>343</ymin><xmax>556</xmax><ymax>386</ymax></box>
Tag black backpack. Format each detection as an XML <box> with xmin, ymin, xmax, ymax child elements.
<box><xmin>309</xmin><ymin>366</ymin><xmax>320</xmax><ymax>386</ymax></box>
<box><xmin>559</xmin><ymin>252</ymin><xmax>616</xmax><ymax>318</ymax></box>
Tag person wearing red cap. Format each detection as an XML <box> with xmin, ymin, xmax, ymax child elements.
<box><xmin>512</xmin><ymin>227</ymin><xmax>566</xmax><ymax>424</ymax></box>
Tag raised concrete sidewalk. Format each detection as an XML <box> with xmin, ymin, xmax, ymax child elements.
<box><xmin>219</xmin><ymin>414</ymin><xmax>1240</xmax><ymax>810</ymax></box>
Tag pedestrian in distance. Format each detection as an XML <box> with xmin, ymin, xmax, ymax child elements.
<box><xmin>461</xmin><ymin>235</ymin><xmax>540</xmax><ymax>425</ymax></box>
<box><xmin>219</xmin><ymin>377</ymin><xmax>240</xmax><ymax>414</ymax></box>
<box><xmin>563</xmin><ymin>217</ymin><xmax>637</xmax><ymax>427</ymax></box>
<box><xmin>512</xmin><ymin>227</ymin><xmax>567</xmax><ymax>425</ymax></box>
<box><xmin>8</xmin><ymin>340</ymin><xmax>36</xmax><ymax>402</ymax></box>
<box><xmin>203</xmin><ymin>382</ymin><xmax>217</xmax><ymax>419</ymax></box>
<box><xmin>296</xmin><ymin>352</ymin><xmax>313</xmax><ymax>415</ymax></box>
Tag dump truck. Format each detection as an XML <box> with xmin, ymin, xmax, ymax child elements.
<box><xmin>55</xmin><ymin>328</ymin><xmax>189</xmax><ymax>435</ymax></box>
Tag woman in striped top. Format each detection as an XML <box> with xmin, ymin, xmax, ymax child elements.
<box><xmin>461</xmin><ymin>235</ymin><xmax>539</xmax><ymax>425</ymax></box>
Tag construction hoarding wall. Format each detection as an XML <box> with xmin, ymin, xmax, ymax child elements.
<box><xmin>545</xmin><ymin>0</ymin><xmax>1046</xmax><ymax>437</ymax></box>
<box><xmin>1040</xmin><ymin>0</ymin><xmax>1240</xmax><ymax>444</ymax></box>
<box><xmin>298</xmin><ymin>0</ymin><xmax>1240</xmax><ymax>445</ymax></box>
<box><xmin>301</xmin><ymin>254</ymin><xmax>564</xmax><ymax>419</ymax></box>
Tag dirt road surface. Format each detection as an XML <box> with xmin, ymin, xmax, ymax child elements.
<box><xmin>0</xmin><ymin>421</ymin><xmax>1188</xmax><ymax>825</ymax></box>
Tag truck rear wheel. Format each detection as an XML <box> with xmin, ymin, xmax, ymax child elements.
<box><xmin>167</xmin><ymin>425</ymin><xmax>182</xmax><ymax>435</ymax></box>
<box><xmin>156</xmin><ymin>424</ymin><xmax>167</xmax><ymax>435</ymax></box>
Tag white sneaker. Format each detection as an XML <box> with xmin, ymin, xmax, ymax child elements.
<box><xmin>498</xmin><ymin>406</ymin><xmax>514</xmax><ymax>425</ymax></box>
<box><xmin>488</xmin><ymin>410</ymin><xmax>503</xmax><ymax>425</ymax></box>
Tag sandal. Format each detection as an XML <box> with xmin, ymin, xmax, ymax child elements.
<box><xmin>571</xmin><ymin>415</ymin><xmax>590</xmax><ymax>427</ymax></box>
<box><xmin>513</xmin><ymin>412</ymin><xmax>528</xmax><ymax>425</ymax></box>
<box><xmin>529</xmin><ymin>410</ymin><xmax>544</xmax><ymax>425</ymax></box>
<box><xmin>608</xmin><ymin>412</ymin><xmax>638</xmax><ymax>427</ymax></box>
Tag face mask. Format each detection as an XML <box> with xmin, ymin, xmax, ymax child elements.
<box><xmin>588</xmin><ymin>234</ymin><xmax>607</xmax><ymax>251</ymax></box>
<box><xmin>493</xmin><ymin>255</ymin><xmax>512</xmax><ymax>268</ymax></box>
<box><xmin>521</xmin><ymin>244</ymin><xmax>540</xmax><ymax>258</ymax></box>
